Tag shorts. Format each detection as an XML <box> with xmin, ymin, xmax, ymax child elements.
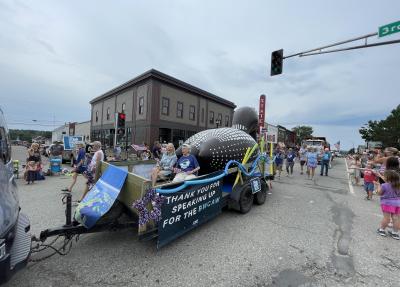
<box><xmin>158</xmin><ymin>169</ymin><xmax>172</xmax><ymax>179</ymax></box>
<box><xmin>275</xmin><ymin>163</ymin><xmax>283</xmax><ymax>171</ymax></box>
<box><xmin>307</xmin><ymin>162</ymin><xmax>317</xmax><ymax>169</ymax></box>
<box><xmin>83</xmin><ymin>169</ymin><xmax>95</xmax><ymax>185</ymax></box>
<box><xmin>381</xmin><ymin>204</ymin><xmax>400</xmax><ymax>215</ymax></box>
<box><xmin>172</xmin><ymin>172</ymin><xmax>197</xmax><ymax>183</ymax></box>
<box><xmin>73</xmin><ymin>166</ymin><xmax>86</xmax><ymax>174</ymax></box>
<box><xmin>300</xmin><ymin>160</ymin><xmax>306</xmax><ymax>166</ymax></box>
<box><xmin>364</xmin><ymin>182</ymin><xmax>374</xmax><ymax>192</ymax></box>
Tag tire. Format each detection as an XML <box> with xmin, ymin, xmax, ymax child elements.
<box><xmin>254</xmin><ymin>180</ymin><xmax>267</xmax><ymax>205</ymax></box>
<box><xmin>239</xmin><ymin>184</ymin><xmax>254</xmax><ymax>214</ymax></box>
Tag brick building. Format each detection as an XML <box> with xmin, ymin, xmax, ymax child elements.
<box><xmin>90</xmin><ymin>69</ymin><xmax>236</xmax><ymax>148</ymax></box>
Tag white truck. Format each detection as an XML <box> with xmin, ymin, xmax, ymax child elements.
<box><xmin>303</xmin><ymin>137</ymin><xmax>330</xmax><ymax>163</ymax></box>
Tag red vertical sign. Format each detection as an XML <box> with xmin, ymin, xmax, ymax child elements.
<box><xmin>258</xmin><ymin>94</ymin><xmax>266</xmax><ymax>134</ymax></box>
<box><xmin>69</xmin><ymin>122</ymin><xmax>76</xmax><ymax>136</ymax></box>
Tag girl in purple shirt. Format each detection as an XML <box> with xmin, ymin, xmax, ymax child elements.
<box><xmin>376</xmin><ymin>170</ymin><xmax>400</xmax><ymax>240</ymax></box>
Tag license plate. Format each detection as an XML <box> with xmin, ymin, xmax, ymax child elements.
<box><xmin>250</xmin><ymin>177</ymin><xmax>261</xmax><ymax>194</ymax></box>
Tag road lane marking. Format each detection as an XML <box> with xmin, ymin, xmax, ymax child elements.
<box><xmin>344</xmin><ymin>159</ymin><xmax>355</xmax><ymax>195</ymax></box>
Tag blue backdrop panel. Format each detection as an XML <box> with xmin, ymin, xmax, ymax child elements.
<box><xmin>74</xmin><ymin>165</ymin><xmax>127</xmax><ymax>229</ymax></box>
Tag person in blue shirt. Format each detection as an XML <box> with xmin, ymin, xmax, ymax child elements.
<box><xmin>274</xmin><ymin>148</ymin><xmax>285</xmax><ymax>179</ymax></box>
<box><xmin>320</xmin><ymin>148</ymin><xmax>332</xmax><ymax>176</ymax></box>
<box><xmin>172</xmin><ymin>144</ymin><xmax>200</xmax><ymax>183</ymax></box>
<box><xmin>62</xmin><ymin>142</ymin><xmax>86</xmax><ymax>192</ymax></box>
<box><xmin>285</xmin><ymin>148</ymin><xmax>296</xmax><ymax>176</ymax></box>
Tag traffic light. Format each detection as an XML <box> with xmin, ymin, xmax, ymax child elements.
<box><xmin>117</xmin><ymin>113</ymin><xmax>126</xmax><ymax>128</ymax></box>
<box><xmin>117</xmin><ymin>113</ymin><xmax>126</xmax><ymax>136</ymax></box>
<box><xmin>270</xmin><ymin>49</ymin><xmax>283</xmax><ymax>76</ymax></box>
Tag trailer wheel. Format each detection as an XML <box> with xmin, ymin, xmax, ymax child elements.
<box><xmin>254</xmin><ymin>180</ymin><xmax>267</xmax><ymax>205</ymax></box>
<box><xmin>239</xmin><ymin>184</ymin><xmax>254</xmax><ymax>214</ymax></box>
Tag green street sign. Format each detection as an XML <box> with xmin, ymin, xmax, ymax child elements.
<box><xmin>378</xmin><ymin>20</ymin><xmax>400</xmax><ymax>38</ymax></box>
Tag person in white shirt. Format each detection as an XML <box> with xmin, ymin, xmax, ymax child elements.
<box><xmin>80</xmin><ymin>141</ymin><xmax>104</xmax><ymax>201</ymax></box>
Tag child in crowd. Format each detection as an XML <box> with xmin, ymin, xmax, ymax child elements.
<box><xmin>376</xmin><ymin>170</ymin><xmax>400</xmax><ymax>240</ymax></box>
<box><xmin>363</xmin><ymin>162</ymin><xmax>376</xmax><ymax>200</ymax></box>
<box><xmin>349</xmin><ymin>155</ymin><xmax>361</xmax><ymax>185</ymax></box>
<box><xmin>26</xmin><ymin>160</ymin><xmax>37</xmax><ymax>184</ymax></box>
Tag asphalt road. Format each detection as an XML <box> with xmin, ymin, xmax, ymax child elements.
<box><xmin>5</xmin><ymin>146</ymin><xmax>400</xmax><ymax>287</ymax></box>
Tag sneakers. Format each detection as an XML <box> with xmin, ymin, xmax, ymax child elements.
<box><xmin>377</xmin><ymin>228</ymin><xmax>387</xmax><ymax>237</ymax></box>
<box><xmin>388</xmin><ymin>230</ymin><xmax>400</xmax><ymax>240</ymax></box>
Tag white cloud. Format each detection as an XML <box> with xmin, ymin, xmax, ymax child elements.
<box><xmin>0</xmin><ymin>0</ymin><xmax>399</xmax><ymax>150</ymax></box>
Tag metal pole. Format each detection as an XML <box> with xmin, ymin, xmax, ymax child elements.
<box><xmin>113</xmin><ymin>113</ymin><xmax>118</xmax><ymax>147</ymax></box>
<box><xmin>65</xmin><ymin>193</ymin><xmax>72</xmax><ymax>226</ymax></box>
<box><xmin>284</xmin><ymin>32</ymin><xmax>378</xmax><ymax>59</ymax></box>
<box><xmin>299</xmin><ymin>39</ymin><xmax>400</xmax><ymax>57</ymax></box>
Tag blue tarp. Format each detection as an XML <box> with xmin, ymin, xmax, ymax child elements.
<box><xmin>74</xmin><ymin>164</ymin><xmax>128</xmax><ymax>229</ymax></box>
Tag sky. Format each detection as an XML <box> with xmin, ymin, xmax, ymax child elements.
<box><xmin>0</xmin><ymin>0</ymin><xmax>399</xmax><ymax>150</ymax></box>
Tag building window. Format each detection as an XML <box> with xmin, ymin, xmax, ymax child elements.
<box><xmin>95</xmin><ymin>111</ymin><xmax>99</xmax><ymax>122</ymax></box>
<box><xmin>189</xmin><ymin>105</ymin><xmax>195</xmax><ymax>121</ymax></box>
<box><xmin>106</xmin><ymin>108</ymin><xmax>110</xmax><ymax>120</ymax></box>
<box><xmin>201</xmin><ymin>108</ymin><xmax>204</xmax><ymax>122</ymax></box>
<box><xmin>216</xmin><ymin>113</ymin><xmax>222</xmax><ymax>127</ymax></box>
<box><xmin>161</xmin><ymin>97</ymin><xmax>169</xmax><ymax>116</ymax></box>
<box><xmin>122</xmin><ymin>103</ymin><xmax>126</xmax><ymax>114</ymax></box>
<box><xmin>186</xmin><ymin>130</ymin><xmax>197</xmax><ymax>138</ymax></box>
<box><xmin>177</xmin><ymin>101</ymin><xmax>183</xmax><ymax>118</ymax></box>
<box><xmin>225</xmin><ymin>115</ymin><xmax>230</xmax><ymax>127</ymax></box>
<box><xmin>209</xmin><ymin>111</ymin><xmax>214</xmax><ymax>124</ymax></box>
<box><xmin>139</xmin><ymin>97</ymin><xmax>144</xmax><ymax>115</ymax></box>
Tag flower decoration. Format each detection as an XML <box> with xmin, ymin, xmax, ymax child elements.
<box><xmin>132</xmin><ymin>188</ymin><xmax>165</xmax><ymax>226</ymax></box>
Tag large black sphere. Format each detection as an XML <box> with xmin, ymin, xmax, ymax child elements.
<box><xmin>176</xmin><ymin>106</ymin><xmax>259</xmax><ymax>175</ymax></box>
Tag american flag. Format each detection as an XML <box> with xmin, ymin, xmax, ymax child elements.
<box><xmin>334</xmin><ymin>141</ymin><xmax>340</xmax><ymax>150</ymax></box>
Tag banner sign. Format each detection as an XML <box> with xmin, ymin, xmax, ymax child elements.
<box><xmin>157</xmin><ymin>179</ymin><xmax>223</xmax><ymax>248</ymax></box>
<box><xmin>63</xmin><ymin>135</ymin><xmax>83</xmax><ymax>150</ymax></box>
<box><xmin>74</xmin><ymin>164</ymin><xmax>127</xmax><ymax>229</ymax></box>
<box><xmin>266</xmin><ymin>124</ymin><xmax>278</xmax><ymax>143</ymax></box>
<box><xmin>258</xmin><ymin>95</ymin><xmax>266</xmax><ymax>133</ymax></box>
<box><xmin>258</xmin><ymin>95</ymin><xmax>266</xmax><ymax>131</ymax></box>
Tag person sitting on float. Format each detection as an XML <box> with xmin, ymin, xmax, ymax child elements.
<box><xmin>172</xmin><ymin>143</ymin><xmax>200</xmax><ymax>183</ymax></box>
<box><xmin>151</xmin><ymin>143</ymin><xmax>177</xmax><ymax>186</ymax></box>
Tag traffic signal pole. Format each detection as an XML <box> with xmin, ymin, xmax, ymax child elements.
<box><xmin>114</xmin><ymin>112</ymin><xmax>118</xmax><ymax>147</ymax></box>
<box><xmin>283</xmin><ymin>32</ymin><xmax>400</xmax><ymax>59</ymax></box>
<box><xmin>271</xmin><ymin>29</ymin><xmax>400</xmax><ymax>76</ymax></box>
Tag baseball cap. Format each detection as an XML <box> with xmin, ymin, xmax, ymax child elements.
<box><xmin>182</xmin><ymin>143</ymin><xmax>191</xmax><ymax>148</ymax></box>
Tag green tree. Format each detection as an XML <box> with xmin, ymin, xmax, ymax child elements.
<box><xmin>359</xmin><ymin>105</ymin><xmax>400</xmax><ymax>149</ymax></box>
<box><xmin>292</xmin><ymin>125</ymin><xmax>313</xmax><ymax>144</ymax></box>
<box><xmin>9</xmin><ymin>129</ymin><xmax>51</xmax><ymax>142</ymax></box>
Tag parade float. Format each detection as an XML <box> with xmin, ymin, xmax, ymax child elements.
<box><xmin>37</xmin><ymin>106</ymin><xmax>273</xmax><ymax>251</ymax></box>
